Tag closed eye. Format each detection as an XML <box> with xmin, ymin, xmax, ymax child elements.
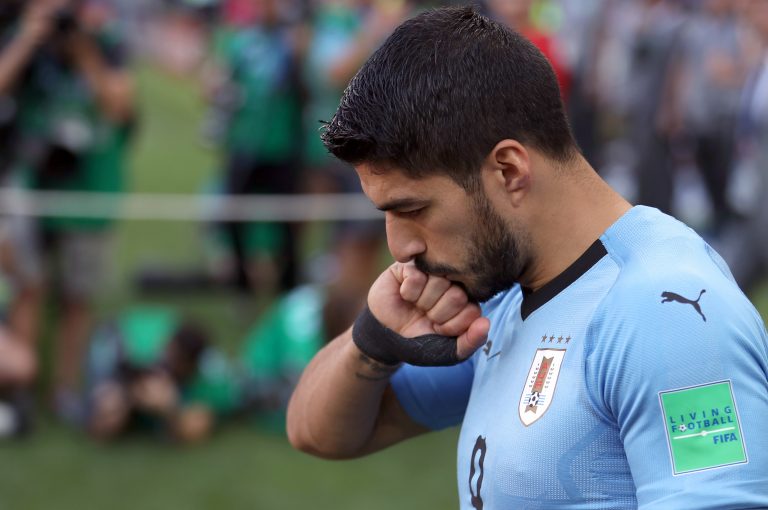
<box><xmin>394</xmin><ymin>207</ymin><xmax>425</xmax><ymax>218</ymax></box>
<box><xmin>377</xmin><ymin>198</ymin><xmax>430</xmax><ymax>220</ymax></box>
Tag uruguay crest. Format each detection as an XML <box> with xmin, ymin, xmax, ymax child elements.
<box><xmin>519</xmin><ymin>348</ymin><xmax>566</xmax><ymax>426</ymax></box>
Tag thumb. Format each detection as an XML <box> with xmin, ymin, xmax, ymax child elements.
<box><xmin>456</xmin><ymin>317</ymin><xmax>490</xmax><ymax>360</ymax></box>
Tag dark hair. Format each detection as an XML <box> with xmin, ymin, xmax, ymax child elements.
<box><xmin>170</xmin><ymin>322</ymin><xmax>209</xmax><ymax>368</ymax></box>
<box><xmin>322</xmin><ymin>6</ymin><xmax>577</xmax><ymax>189</ymax></box>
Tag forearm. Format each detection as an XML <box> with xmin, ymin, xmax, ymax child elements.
<box><xmin>0</xmin><ymin>1</ymin><xmax>62</xmax><ymax>95</ymax></box>
<box><xmin>287</xmin><ymin>262</ymin><xmax>487</xmax><ymax>458</ymax></box>
<box><xmin>71</xmin><ymin>39</ymin><xmax>134</xmax><ymax>123</ymax></box>
<box><xmin>0</xmin><ymin>35</ymin><xmax>39</xmax><ymax>95</ymax></box>
<box><xmin>286</xmin><ymin>327</ymin><xmax>400</xmax><ymax>459</ymax></box>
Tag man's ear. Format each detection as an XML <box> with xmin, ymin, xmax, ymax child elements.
<box><xmin>484</xmin><ymin>139</ymin><xmax>531</xmax><ymax>206</ymax></box>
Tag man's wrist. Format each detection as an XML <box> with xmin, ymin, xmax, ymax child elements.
<box><xmin>352</xmin><ymin>345</ymin><xmax>401</xmax><ymax>382</ymax></box>
<box><xmin>352</xmin><ymin>306</ymin><xmax>403</xmax><ymax>366</ymax></box>
<box><xmin>351</xmin><ymin>305</ymin><xmax>461</xmax><ymax>367</ymax></box>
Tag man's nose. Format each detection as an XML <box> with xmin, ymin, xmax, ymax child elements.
<box><xmin>386</xmin><ymin>216</ymin><xmax>426</xmax><ymax>263</ymax></box>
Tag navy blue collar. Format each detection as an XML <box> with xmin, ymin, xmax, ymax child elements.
<box><xmin>520</xmin><ymin>240</ymin><xmax>608</xmax><ymax>320</ymax></box>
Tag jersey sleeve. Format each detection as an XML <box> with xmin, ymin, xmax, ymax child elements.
<box><xmin>585</xmin><ymin>272</ymin><xmax>768</xmax><ymax>509</ymax></box>
<box><xmin>390</xmin><ymin>356</ymin><xmax>475</xmax><ymax>431</ymax></box>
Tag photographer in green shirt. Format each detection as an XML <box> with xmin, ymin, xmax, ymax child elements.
<box><xmin>0</xmin><ymin>0</ymin><xmax>135</xmax><ymax>422</ymax></box>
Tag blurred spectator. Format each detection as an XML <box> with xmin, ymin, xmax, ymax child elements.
<box><xmin>205</xmin><ymin>0</ymin><xmax>304</xmax><ymax>296</ymax></box>
<box><xmin>625</xmin><ymin>0</ymin><xmax>686</xmax><ymax>215</ymax></box>
<box><xmin>220</xmin><ymin>0</ymin><xmax>259</xmax><ymax>27</ymax></box>
<box><xmin>239</xmin><ymin>226</ymin><xmax>381</xmax><ymax>430</ymax></box>
<box><xmin>0</xmin><ymin>221</ymin><xmax>36</xmax><ymax>437</ymax></box>
<box><xmin>296</xmin><ymin>0</ymin><xmax>407</xmax><ymax>296</ymax></box>
<box><xmin>301</xmin><ymin>0</ymin><xmax>410</xmax><ymax>193</ymax></box>
<box><xmin>85</xmin><ymin>307</ymin><xmax>240</xmax><ymax>442</ymax></box>
<box><xmin>0</xmin><ymin>0</ymin><xmax>136</xmax><ymax>422</ymax></box>
<box><xmin>0</xmin><ymin>323</ymin><xmax>36</xmax><ymax>438</ymax></box>
<box><xmin>142</xmin><ymin>0</ymin><xmax>215</xmax><ymax>75</ymax></box>
<box><xmin>236</xmin><ymin>0</ymin><xmax>423</xmax><ymax>430</ymax></box>
<box><xmin>558</xmin><ymin>0</ymin><xmax>604</xmax><ymax>166</ymax></box>
<box><xmin>239</xmin><ymin>284</ymin><xmax>325</xmax><ymax>431</ymax></box>
<box><xmin>672</xmin><ymin>0</ymin><xmax>749</xmax><ymax>231</ymax></box>
<box><xmin>719</xmin><ymin>0</ymin><xmax>768</xmax><ymax>294</ymax></box>
<box><xmin>484</xmin><ymin>0</ymin><xmax>571</xmax><ymax>99</ymax></box>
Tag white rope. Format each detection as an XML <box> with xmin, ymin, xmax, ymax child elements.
<box><xmin>0</xmin><ymin>188</ymin><xmax>384</xmax><ymax>222</ymax></box>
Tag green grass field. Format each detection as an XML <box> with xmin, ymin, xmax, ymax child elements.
<box><xmin>1</xmin><ymin>66</ymin><xmax>766</xmax><ymax>510</ymax></box>
<box><xmin>0</xmin><ymin>421</ymin><xmax>460</xmax><ymax>509</ymax></box>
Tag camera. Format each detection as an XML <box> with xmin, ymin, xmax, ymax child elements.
<box><xmin>54</xmin><ymin>8</ymin><xmax>78</xmax><ymax>35</ymax></box>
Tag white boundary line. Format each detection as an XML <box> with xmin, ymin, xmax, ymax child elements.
<box><xmin>673</xmin><ymin>426</ymin><xmax>735</xmax><ymax>440</ymax></box>
<box><xmin>0</xmin><ymin>189</ymin><xmax>384</xmax><ymax>222</ymax></box>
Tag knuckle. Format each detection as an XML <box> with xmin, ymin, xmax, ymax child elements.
<box><xmin>420</xmin><ymin>277</ymin><xmax>448</xmax><ymax>299</ymax></box>
<box><xmin>433</xmin><ymin>276</ymin><xmax>452</xmax><ymax>292</ymax></box>
<box><xmin>406</xmin><ymin>269</ymin><xmax>427</xmax><ymax>287</ymax></box>
<box><xmin>435</xmin><ymin>325</ymin><xmax>456</xmax><ymax>337</ymax></box>
<box><xmin>445</xmin><ymin>286</ymin><xmax>468</xmax><ymax>306</ymax></box>
<box><xmin>400</xmin><ymin>284</ymin><xmax>419</xmax><ymax>302</ymax></box>
<box><xmin>465</xmin><ymin>304</ymin><xmax>482</xmax><ymax>320</ymax></box>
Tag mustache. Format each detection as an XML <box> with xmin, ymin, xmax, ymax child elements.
<box><xmin>413</xmin><ymin>256</ymin><xmax>459</xmax><ymax>277</ymax></box>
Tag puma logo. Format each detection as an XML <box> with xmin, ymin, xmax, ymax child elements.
<box><xmin>661</xmin><ymin>289</ymin><xmax>707</xmax><ymax>322</ymax></box>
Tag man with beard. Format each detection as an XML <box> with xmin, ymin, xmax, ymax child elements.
<box><xmin>286</xmin><ymin>7</ymin><xmax>768</xmax><ymax>509</ymax></box>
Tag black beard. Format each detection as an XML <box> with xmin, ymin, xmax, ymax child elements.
<box><xmin>414</xmin><ymin>192</ymin><xmax>527</xmax><ymax>303</ymax></box>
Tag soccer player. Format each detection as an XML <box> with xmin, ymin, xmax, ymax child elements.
<box><xmin>286</xmin><ymin>7</ymin><xmax>768</xmax><ymax>509</ymax></box>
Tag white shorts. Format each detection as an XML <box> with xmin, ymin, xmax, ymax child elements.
<box><xmin>8</xmin><ymin>215</ymin><xmax>112</xmax><ymax>300</ymax></box>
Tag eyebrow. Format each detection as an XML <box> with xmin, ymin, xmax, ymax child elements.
<box><xmin>375</xmin><ymin>198</ymin><xmax>428</xmax><ymax>212</ymax></box>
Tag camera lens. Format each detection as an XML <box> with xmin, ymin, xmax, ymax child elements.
<box><xmin>55</xmin><ymin>9</ymin><xmax>77</xmax><ymax>34</ymax></box>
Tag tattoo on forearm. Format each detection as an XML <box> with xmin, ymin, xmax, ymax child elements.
<box><xmin>355</xmin><ymin>353</ymin><xmax>399</xmax><ymax>382</ymax></box>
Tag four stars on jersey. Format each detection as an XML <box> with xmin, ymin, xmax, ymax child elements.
<box><xmin>540</xmin><ymin>334</ymin><xmax>571</xmax><ymax>344</ymax></box>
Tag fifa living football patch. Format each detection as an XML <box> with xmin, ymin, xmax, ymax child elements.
<box><xmin>658</xmin><ymin>380</ymin><xmax>747</xmax><ymax>475</ymax></box>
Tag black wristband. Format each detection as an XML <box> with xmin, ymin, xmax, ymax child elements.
<box><xmin>351</xmin><ymin>306</ymin><xmax>460</xmax><ymax>367</ymax></box>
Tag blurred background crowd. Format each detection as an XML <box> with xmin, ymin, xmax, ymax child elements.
<box><xmin>0</xmin><ymin>0</ymin><xmax>766</xmax><ymax>506</ymax></box>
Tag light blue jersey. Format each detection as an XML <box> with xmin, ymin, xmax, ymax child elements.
<box><xmin>392</xmin><ymin>206</ymin><xmax>768</xmax><ymax>509</ymax></box>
